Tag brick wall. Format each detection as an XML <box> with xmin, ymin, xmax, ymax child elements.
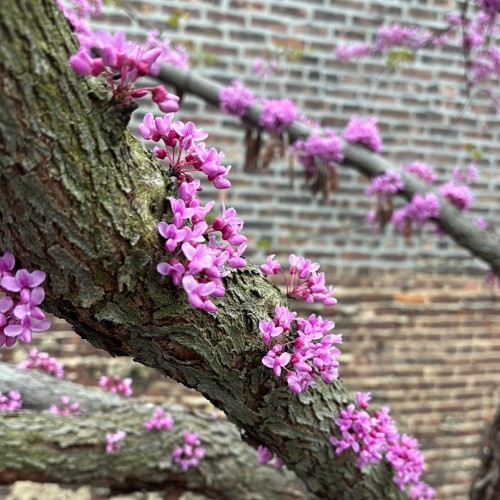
<box><xmin>7</xmin><ymin>1</ymin><xmax>498</xmax><ymax>498</ymax></box>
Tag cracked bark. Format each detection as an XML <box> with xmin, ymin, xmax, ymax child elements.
<box><xmin>0</xmin><ymin>363</ymin><xmax>310</xmax><ymax>500</ymax></box>
<box><xmin>0</xmin><ymin>0</ymin><xmax>402</xmax><ymax>497</ymax></box>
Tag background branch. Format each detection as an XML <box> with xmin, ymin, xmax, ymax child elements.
<box><xmin>156</xmin><ymin>64</ymin><xmax>500</xmax><ymax>275</ymax></box>
<box><xmin>0</xmin><ymin>364</ymin><xmax>310</xmax><ymax>499</ymax></box>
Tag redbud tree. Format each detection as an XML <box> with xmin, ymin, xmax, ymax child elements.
<box><xmin>0</xmin><ymin>0</ymin><xmax>499</xmax><ymax>499</ymax></box>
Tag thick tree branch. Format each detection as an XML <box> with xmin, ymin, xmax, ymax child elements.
<box><xmin>0</xmin><ymin>1</ymin><xmax>401</xmax><ymax>497</ymax></box>
<box><xmin>156</xmin><ymin>64</ymin><xmax>500</xmax><ymax>275</ymax></box>
<box><xmin>0</xmin><ymin>363</ymin><xmax>310</xmax><ymax>499</ymax></box>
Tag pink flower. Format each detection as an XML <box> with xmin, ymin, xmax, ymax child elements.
<box><xmin>410</xmin><ymin>482</ymin><xmax>436</xmax><ymax>499</ymax></box>
<box><xmin>392</xmin><ymin>194</ymin><xmax>440</xmax><ymax>233</ymax></box>
<box><xmin>172</xmin><ymin>432</ymin><xmax>205</xmax><ymax>470</ymax></box>
<box><xmin>17</xmin><ymin>348</ymin><xmax>64</xmax><ymax>378</ymax></box>
<box><xmin>252</xmin><ymin>57</ymin><xmax>277</xmax><ymax>78</ymax></box>
<box><xmin>335</xmin><ymin>43</ymin><xmax>373</xmax><ymax>60</ymax></box>
<box><xmin>386</xmin><ymin>434</ymin><xmax>425</xmax><ymax>490</ymax></box>
<box><xmin>262</xmin><ymin>351</ymin><xmax>291</xmax><ymax>376</ymax></box>
<box><xmin>0</xmin><ymin>252</ymin><xmax>15</xmax><ymax>274</ymax></box>
<box><xmin>330</xmin><ymin>397</ymin><xmax>431</xmax><ymax>496</ymax></box>
<box><xmin>260</xmin><ymin>99</ymin><xmax>298</xmax><ymax>133</ymax></box>
<box><xmin>475</xmin><ymin>217</ymin><xmax>488</xmax><ymax>229</ymax></box>
<box><xmin>99</xmin><ymin>375</ymin><xmax>133</xmax><ymax>397</ymax></box>
<box><xmin>292</xmin><ymin>130</ymin><xmax>344</xmax><ymax>173</ymax></box>
<box><xmin>49</xmin><ymin>396</ymin><xmax>82</xmax><ymax>416</ymax></box>
<box><xmin>0</xmin><ymin>390</ymin><xmax>22</xmax><ymax>411</ymax></box>
<box><xmin>402</xmin><ymin>162</ymin><xmax>436</xmax><ymax>185</ymax></box>
<box><xmin>259</xmin><ymin>320</ymin><xmax>283</xmax><ymax>345</ymax></box>
<box><xmin>355</xmin><ymin>392</ymin><xmax>372</xmax><ymax>410</ymax></box>
<box><xmin>145</xmin><ymin>30</ymin><xmax>189</xmax><ymax>73</ymax></box>
<box><xmin>343</xmin><ymin>116</ymin><xmax>382</xmax><ymax>153</ymax></box>
<box><xmin>106</xmin><ymin>429</ymin><xmax>126</xmax><ymax>454</ymax></box>
<box><xmin>219</xmin><ymin>80</ymin><xmax>255</xmax><ymax>117</ymax></box>
<box><xmin>256</xmin><ymin>445</ymin><xmax>284</xmax><ymax>468</ymax></box>
<box><xmin>182</xmin><ymin>275</ymin><xmax>217</xmax><ymax>313</ymax></box>
<box><xmin>365</xmin><ymin>172</ymin><xmax>404</xmax><ymax>200</ymax></box>
<box><xmin>375</xmin><ymin>24</ymin><xmax>431</xmax><ymax>51</ymax></box>
<box><xmin>1</xmin><ymin>269</ymin><xmax>46</xmax><ymax>293</ymax></box>
<box><xmin>257</xmin><ymin>445</ymin><xmax>274</xmax><ymax>464</ymax></box>
<box><xmin>144</xmin><ymin>407</ymin><xmax>174</xmax><ymax>431</ymax></box>
<box><xmin>260</xmin><ymin>254</ymin><xmax>282</xmax><ymax>275</ymax></box>
<box><xmin>439</xmin><ymin>182</ymin><xmax>473</xmax><ymax>212</ymax></box>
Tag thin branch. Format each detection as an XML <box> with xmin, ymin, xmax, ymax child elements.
<box><xmin>155</xmin><ymin>63</ymin><xmax>500</xmax><ymax>275</ymax></box>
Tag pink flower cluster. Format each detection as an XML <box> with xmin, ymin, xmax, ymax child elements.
<box><xmin>257</xmin><ymin>445</ymin><xmax>284</xmax><ymax>469</ymax></box>
<box><xmin>365</xmin><ymin>171</ymin><xmax>404</xmax><ymax>201</ymax></box>
<box><xmin>336</xmin><ymin>23</ymin><xmax>447</xmax><ymax>62</ymax></box>
<box><xmin>69</xmin><ymin>31</ymin><xmax>179</xmax><ymax>113</ymax></box>
<box><xmin>252</xmin><ymin>57</ymin><xmax>277</xmax><ymax>78</ymax></box>
<box><xmin>439</xmin><ymin>182</ymin><xmax>474</xmax><ymax>212</ymax></box>
<box><xmin>448</xmin><ymin>6</ymin><xmax>499</xmax><ymax>101</ymax></box>
<box><xmin>367</xmin><ymin>158</ymin><xmax>480</xmax><ymax>234</ymax></box>
<box><xmin>343</xmin><ymin>116</ymin><xmax>382</xmax><ymax>153</ymax></box>
<box><xmin>49</xmin><ymin>396</ymin><xmax>82</xmax><ymax>416</ymax></box>
<box><xmin>106</xmin><ymin>429</ymin><xmax>126</xmax><ymax>454</ymax></box>
<box><xmin>375</xmin><ymin>24</ymin><xmax>436</xmax><ymax>51</ymax></box>
<box><xmin>17</xmin><ymin>348</ymin><xmax>64</xmax><ymax>378</ymax></box>
<box><xmin>336</xmin><ymin>43</ymin><xmax>373</xmax><ymax>60</ymax></box>
<box><xmin>99</xmin><ymin>375</ymin><xmax>133</xmax><ymax>397</ymax></box>
<box><xmin>259</xmin><ymin>98</ymin><xmax>298</xmax><ymax>134</ymax></box>
<box><xmin>259</xmin><ymin>254</ymin><xmax>340</xmax><ymax>393</ymax></box>
<box><xmin>452</xmin><ymin>163</ymin><xmax>479</xmax><ymax>184</ymax></box>
<box><xmin>260</xmin><ymin>307</ymin><xmax>342</xmax><ymax>393</ymax></box>
<box><xmin>142</xmin><ymin>113</ymin><xmax>247</xmax><ymax>313</ymax></box>
<box><xmin>144</xmin><ymin>407</ymin><xmax>174</xmax><ymax>431</ymax></box>
<box><xmin>475</xmin><ymin>217</ymin><xmax>489</xmax><ymax>230</ymax></box>
<box><xmin>292</xmin><ymin>130</ymin><xmax>344</xmax><ymax>174</ymax></box>
<box><xmin>330</xmin><ymin>392</ymin><xmax>435</xmax><ymax>499</ymax></box>
<box><xmin>0</xmin><ymin>390</ymin><xmax>22</xmax><ymax>411</ymax></box>
<box><xmin>219</xmin><ymin>80</ymin><xmax>255</xmax><ymax>117</ymax></box>
<box><xmin>260</xmin><ymin>254</ymin><xmax>337</xmax><ymax>306</ymax></box>
<box><xmin>172</xmin><ymin>432</ymin><xmax>205</xmax><ymax>470</ymax></box>
<box><xmin>145</xmin><ymin>30</ymin><xmax>190</xmax><ymax>74</ymax></box>
<box><xmin>392</xmin><ymin>194</ymin><xmax>441</xmax><ymax>234</ymax></box>
<box><xmin>438</xmin><ymin>163</ymin><xmax>476</xmax><ymax>213</ymax></box>
<box><xmin>402</xmin><ymin>162</ymin><xmax>437</xmax><ymax>185</ymax></box>
<box><xmin>0</xmin><ymin>252</ymin><xmax>51</xmax><ymax>348</ymax></box>
<box><xmin>140</xmin><ymin>113</ymin><xmax>232</xmax><ymax>189</ymax></box>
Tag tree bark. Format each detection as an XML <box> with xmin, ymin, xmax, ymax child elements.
<box><xmin>470</xmin><ymin>406</ymin><xmax>500</xmax><ymax>500</ymax></box>
<box><xmin>0</xmin><ymin>363</ymin><xmax>310</xmax><ymax>499</ymax></box>
<box><xmin>157</xmin><ymin>64</ymin><xmax>500</xmax><ymax>276</ymax></box>
<box><xmin>0</xmin><ymin>1</ymin><xmax>402</xmax><ymax>497</ymax></box>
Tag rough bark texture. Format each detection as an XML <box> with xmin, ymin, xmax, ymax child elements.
<box><xmin>0</xmin><ymin>1</ymin><xmax>402</xmax><ymax>497</ymax></box>
<box><xmin>470</xmin><ymin>407</ymin><xmax>500</xmax><ymax>500</ymax></box>
<box><xmin>0</xmin><ymin>363</ymin><xmax>310</xmax><ymax>499</ymax></box>
<box><xmin>0</xmin><ymin>362</ymin><xmax>126</xmax><ymax>412</ymax></box>
<box><xmin>157</xmin><ymin>64</ymin><xmax>500</xmax><ymax>276</ymax></box>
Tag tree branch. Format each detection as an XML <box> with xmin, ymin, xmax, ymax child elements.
<box><xmin>156</xmin><ymin>64</ymin><xmax>500</xmax><ymax>275</ymax></box>
<box><xmin>0</xmin><ymin>1</ymin><xmax>402</xmax><ymax>497</ymax></box>
<box><xmin>0</xmin><ymin>363</ymin><xmax>310</xmax><ymax>499</ymax></box>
